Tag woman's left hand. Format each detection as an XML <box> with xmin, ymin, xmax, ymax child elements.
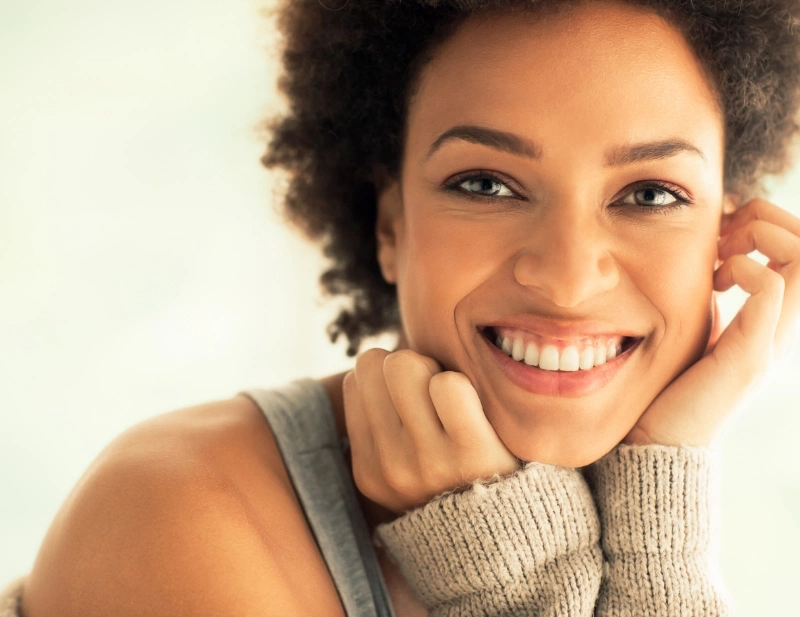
<box><xmin>624</xmin><ymin>198</ymin><xmax>800</xmax><ymax>447</ymax></box>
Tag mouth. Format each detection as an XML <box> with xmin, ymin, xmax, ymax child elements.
<box><xmin>478</xmin><ymin>326</ymin><xmax>644</xmax><ymax>398</ymax></box>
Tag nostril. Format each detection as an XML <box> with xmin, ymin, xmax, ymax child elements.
<box><xmin>512</xmin><ymin>250</ymin><xmax>620</xmax><ymax>308</ymax></box>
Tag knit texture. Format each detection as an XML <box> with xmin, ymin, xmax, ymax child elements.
<box><xmin>0</xmin><ymin>446</ymin><xmax>732</xmax><ymax>616</ymax></box>
<box><xmin>585</xmin><ymin>444</ymin><xmax>731</xmax><ymax>616</ymax></box>
<box><xmin>374</xmin><ymin>463</ymin><xmax>604</xmax><ymax>616</ymax></box>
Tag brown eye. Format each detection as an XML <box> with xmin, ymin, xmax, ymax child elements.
<box><xmin>459</xmin><ymin>177</ymin><xmax>514</xmax><ymax>197</ymax></box>
<box><xmin>620</xmin><ymin>186</ymin><xmax>678</xmax><ymax>207</ymax></box>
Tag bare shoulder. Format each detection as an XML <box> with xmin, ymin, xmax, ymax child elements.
<box><xmin>21</xmin><ymin>393</ymin><xmax>345</xmax><ymax>617</ymax></box>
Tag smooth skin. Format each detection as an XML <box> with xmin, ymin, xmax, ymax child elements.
<box><xmin>347</xmin><ymin>3</ymin><xmax>800</xmax><ymax>512</ymax></box>
<box><xmin>21</xmin><ymin>2</ymin><xmax>800</xmax><ymax>616</ymax></box>
<box><xmin>371</xmin><ymin>2</ymin><xmax>731</xmax><ymax>469</ymax></box>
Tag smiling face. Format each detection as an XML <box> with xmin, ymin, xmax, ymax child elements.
<box><xmin>375</xmin><ymin>0</ymin><xmax>734</xmax><ymax>466</ymax></box>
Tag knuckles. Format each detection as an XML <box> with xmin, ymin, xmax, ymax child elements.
<box><xmin>429</xmin><ymin>370</ymin><xmax>472</xmax><ymax>398</ymax></box>
<box><xmin>380</xmin><ymin>461</ymin><xmax>437</xmax><ymax>511</ymax></box>
<box><xmin>342</xmin><ymin>370</ymin><xmax>356</xmax><ymax>395</ymax></box>
<box><xmin>351</xmin><ymin>347</ymin><xmax>391</xmax><ymax>392</ymax></box>
<box><xmin>764</xmin><ymin>268</ymin><xmax>787</xmax><ymax>301</ymax></box>
<box><xmin>354</xmin><ymin>347</ymin><xmax>391</xmax><ymax>377</ymax></box>
<box><xmin>742</xmin><ymin>197</ymin><xmax>774</xmax><ymax>219</ymax></box>
<box><xmin>429</xmin><ymin>369</ymin><xmax>469</xmax><ymax>388</ymax></box>
<box><xmin>383</xmin><ymin>348</ymin><xmax>441</xmax><ymax>378</ymax></box>
<box><xmin>347</xmin><ymin>348</ymin><xmax>490</xmax><ymax>512</ymax></box>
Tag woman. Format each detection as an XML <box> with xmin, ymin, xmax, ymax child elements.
<box><xmin>4</xmin><ymin>0</ymin><xmax>800</xmax><ymax>615</ymax></box>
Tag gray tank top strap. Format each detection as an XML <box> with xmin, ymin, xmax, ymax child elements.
<box><xmin>238</xmin><ymin>379</ymin><xmax>395</xmax><ymax>617</ymax></box>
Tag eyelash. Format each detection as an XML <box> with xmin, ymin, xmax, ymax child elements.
<box><xmin>443</xmin><ymin>171</ymin><xmax>692</xmax><ymax>215</ymax></box>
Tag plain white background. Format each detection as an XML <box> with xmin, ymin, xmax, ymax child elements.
<box><xmin>1</xmin><ymin>0</ymin><xmax>799</xmax><ymax>613</ymax></box>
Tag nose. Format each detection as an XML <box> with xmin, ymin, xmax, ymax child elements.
<box><xmin>513</xmin><ymin>209</ymin><xmax>619</xmax><ymax>307</ymax></box>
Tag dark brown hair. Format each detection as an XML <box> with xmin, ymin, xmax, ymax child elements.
<box><xmin>262</xmin><ymin>0</ymin><xmax>800</xmax><ymax>355</ymax></box>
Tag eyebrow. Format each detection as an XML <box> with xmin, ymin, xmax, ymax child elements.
<box><xmin>425</xmin><ymin>124</ymin><xmax>706</xmax><ymax>165</ymax></box>
<box><xmin>427</xmin><ymin>125</ymin><xmax>541</xmax><ymax>161</ymax></box>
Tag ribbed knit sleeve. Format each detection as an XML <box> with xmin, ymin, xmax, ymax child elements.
<box><xmin>585</xmin><ymin>444</ymin><xmax>731</xmax><ymax>616</ymax></box>
<box><xmin>374</xmin><ymin>463</ymin><xmax>603</xmax><ymax>616</ymax></box>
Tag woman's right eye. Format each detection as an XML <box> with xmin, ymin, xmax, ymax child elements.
<box><xmin>455</xmin><ymin>176</ymin><xmax>516</xmax><ymax>198</ymax></box>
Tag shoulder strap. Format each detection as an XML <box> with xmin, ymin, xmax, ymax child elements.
<box><xmin>238</xmin><ymin>379</ymin><xmax>394</xmax><ymax>617</ymax></box>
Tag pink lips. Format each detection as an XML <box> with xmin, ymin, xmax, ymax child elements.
<box><xmin>481</xmin><ymin>330</ymin><xmax>642</xmax><ymax>398</ymax></box>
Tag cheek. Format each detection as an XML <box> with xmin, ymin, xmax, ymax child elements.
<box><xmin>395</xmin><ymin>212</ymin><xmax>507</xmax><ymax>357</ymax></box>
<box><xmin>634</xmin><ymin>228</ymin><xmax>717</xmax><ymax>353</ymax></box>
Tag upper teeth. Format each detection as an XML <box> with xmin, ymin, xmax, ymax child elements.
<box><xmin>494</xmin><ymin>333</ymin><xmax>624</xmax><ymax>371</ymax></box>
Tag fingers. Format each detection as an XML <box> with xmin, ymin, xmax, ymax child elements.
<box><xmin>713</xmin><ymin>254</ymin><xmax>784</xmax><ymax>349</ymax></box>
<box><xmin>342</xmin><ymin>370</ymin><xmax>372</xmax><ymax>455</ymax></box>
<box><xmin>383</xmin><ymin>350</ymin><xmax>444</xmax><ymax>441</ymax></box>
<box><xmin>429</xmin><ymin>371</ymin><xmax>490</xmax><ymax>446</ymax></box>
<box><xmin>345</xmin><ymin>348</ymin><xmax>519</xmax><ymax>512</ymax></box>
<box><xmin>721</xmin><ymin>198</ymin><xmax>800</xmax><ymax>239</ymax></box>
<box><xmin>353</xmin><ymin>348</ymin><xmax>401</xmax><ymax>436</ymax></box>
<box><xmin>717</xmin><ymin>199</ymin><xmax>800</xmax><ymax>352</ymax></box>
<box><xmin>718</xmin><ymin>218</ymin><xmax>800</xmax><ymax>267</ymax></box>
<box><xmin>429</xmin><ymin>372</ymin><xmax>520</xmax><ymax>476</ymax></box>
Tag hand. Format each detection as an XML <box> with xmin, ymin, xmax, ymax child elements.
<box><xmin>624</xmin><ymin>198</ymin><xmax>800</xmax><ymax>447</ymax></box>
<box><xmin>343</xmin><ymin>348</ymin><xmax>521</xmax><ymax>514</ymax></box>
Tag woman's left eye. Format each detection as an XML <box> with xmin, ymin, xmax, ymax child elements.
<box><xmin>619</xmin><ymin>185</ymin><xmax>683</xmax><ymax>208</ymax></box>
<box><xmin>456</xmin><ymin>176</ymin><xmax>515</xmax><ymax>198</ymax></box>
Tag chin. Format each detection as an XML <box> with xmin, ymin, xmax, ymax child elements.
<box><xmin>507</xmin><ymin>433</ymin><xmax>624</xmax><ymax>468</ymax></box>
<box><xmin>487</xmin><ymin>401</ymin><xmax>637</xmax><ymax>468</ymax></box>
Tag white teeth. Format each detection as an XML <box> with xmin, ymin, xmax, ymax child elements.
<box><xmin>494</xmin><ymin>331</ymin><xmax>630</xmax><ymax>371</ymax></box>
<box><xmin>538</xmin><ymin>345</ymin><xmax>560</xmax><ymax>371</ymax></box>
<box><xmin>523</xmin><ymin>342</ymin><xmax>539</xmax><ymax>366</ymax></box>
<box><xmin>559</xmin><ymin>346</ymin><xmax>580</xmax><ymax>371</ymax></box>
<box><xmin>511</xmin><ymin>338</ymin><xmax>525</xmax><ymax>361</ymax></box>
<box><xmin>594</xmin><ymin>344</ymin><xmax>607</xmax><ymax>366</ymax></box>
<box><xmin>579</xmin><ymin>347</ymin><xmax>595</xmax><ymax>370</ymax></box>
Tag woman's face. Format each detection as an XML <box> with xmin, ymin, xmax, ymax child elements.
<box><xmin>376</xmin><ymin>0</ymin><xmax>733</xmax><ymax>466</ymax></box>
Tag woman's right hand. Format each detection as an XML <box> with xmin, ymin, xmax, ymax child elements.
<box><xmin>343</xmin><ymin>348</ymin><xmax>520</xmax><ymax>514</ymax></box>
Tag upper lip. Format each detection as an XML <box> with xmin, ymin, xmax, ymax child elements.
<box><xmin>481</xmin><ymin>315</ymin><xmax>643</xmax><ymax>341</ymax></box>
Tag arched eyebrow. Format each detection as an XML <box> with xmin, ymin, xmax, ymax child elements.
<box><xmin>426</xmin><ymin>125</ymin><xmax>541</xmax><ymax>160</ymax></box>
<box><xmin>604</xmin><ymin>138</ymin><xmax>706</xmax><ymax>166</ymax></box>
<box><xmin>425</xmin><ymin>124</ymin><xmax>706</xmax><ymax>165</ymax></box>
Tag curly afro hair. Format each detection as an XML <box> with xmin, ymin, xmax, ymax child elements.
<box><xmin>261</xmin><ymin>0</ymin><xmax>800</xmax><ymax>356</ymax></box>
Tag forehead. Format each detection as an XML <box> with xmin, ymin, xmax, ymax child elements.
<box><xmin>406</xmin><ymin>1</ymin><xmax>723</xmax><ymax>165</ymax></box>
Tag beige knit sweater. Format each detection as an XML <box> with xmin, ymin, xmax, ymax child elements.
<box><xmin>374</xmin><ymin>444</ymin><xmax>730</xmax><ymax>616</ymax></box>
<box><xmin>0</xmin><ymin>444</ymin><xmax>729</xmax><ymax>616</ymax></box>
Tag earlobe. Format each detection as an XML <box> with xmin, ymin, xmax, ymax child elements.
<box><xmin>722</xmin><ymin>192</ymin><xmax>740</xmax><ymax>216</ymax></box>
<box><xmin>719</xmin><ymin>193</ymin><xmax>740</xmax><ymax>236</ymax></box>
<box><xmin>374</xmin><ymin>171</ymin><xmax>403</xmax><ymax>285</ymax></box>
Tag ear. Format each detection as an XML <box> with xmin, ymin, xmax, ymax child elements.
<box><xmin>720</xmin><ymin>193</ymin><xmax>740</xmax><ymax>231</ymax></box>
<box><xmin>723</xmin><ymin>193</ymin><xmax>739</xmax><ymax>213</ymax></box>
<box><xmin>374</xmin><ymin>166</ymin><xmax>403</xmax><ymax>285</ymax></box>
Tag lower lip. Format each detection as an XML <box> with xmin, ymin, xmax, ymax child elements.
<box><xmin>480</xmin><ymin>332</ymin><xmax>642</xmax><ymax>398</ymax></box>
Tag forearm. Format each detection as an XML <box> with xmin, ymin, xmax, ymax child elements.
<box><xmin>374</xmin><ymin>463</ymin><xmax>603</xmax><ymax>617</ymax></box>
<box><xmin>585</xmin><ymin>445</ymin><xmax>731</xmax><ymax>616</ymax></box>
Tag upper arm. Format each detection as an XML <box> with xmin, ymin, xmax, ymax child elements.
<box><xmin>20</xmin><ymin>396</ymin><xmax>346</xmax><ymax>617</ymax></box>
